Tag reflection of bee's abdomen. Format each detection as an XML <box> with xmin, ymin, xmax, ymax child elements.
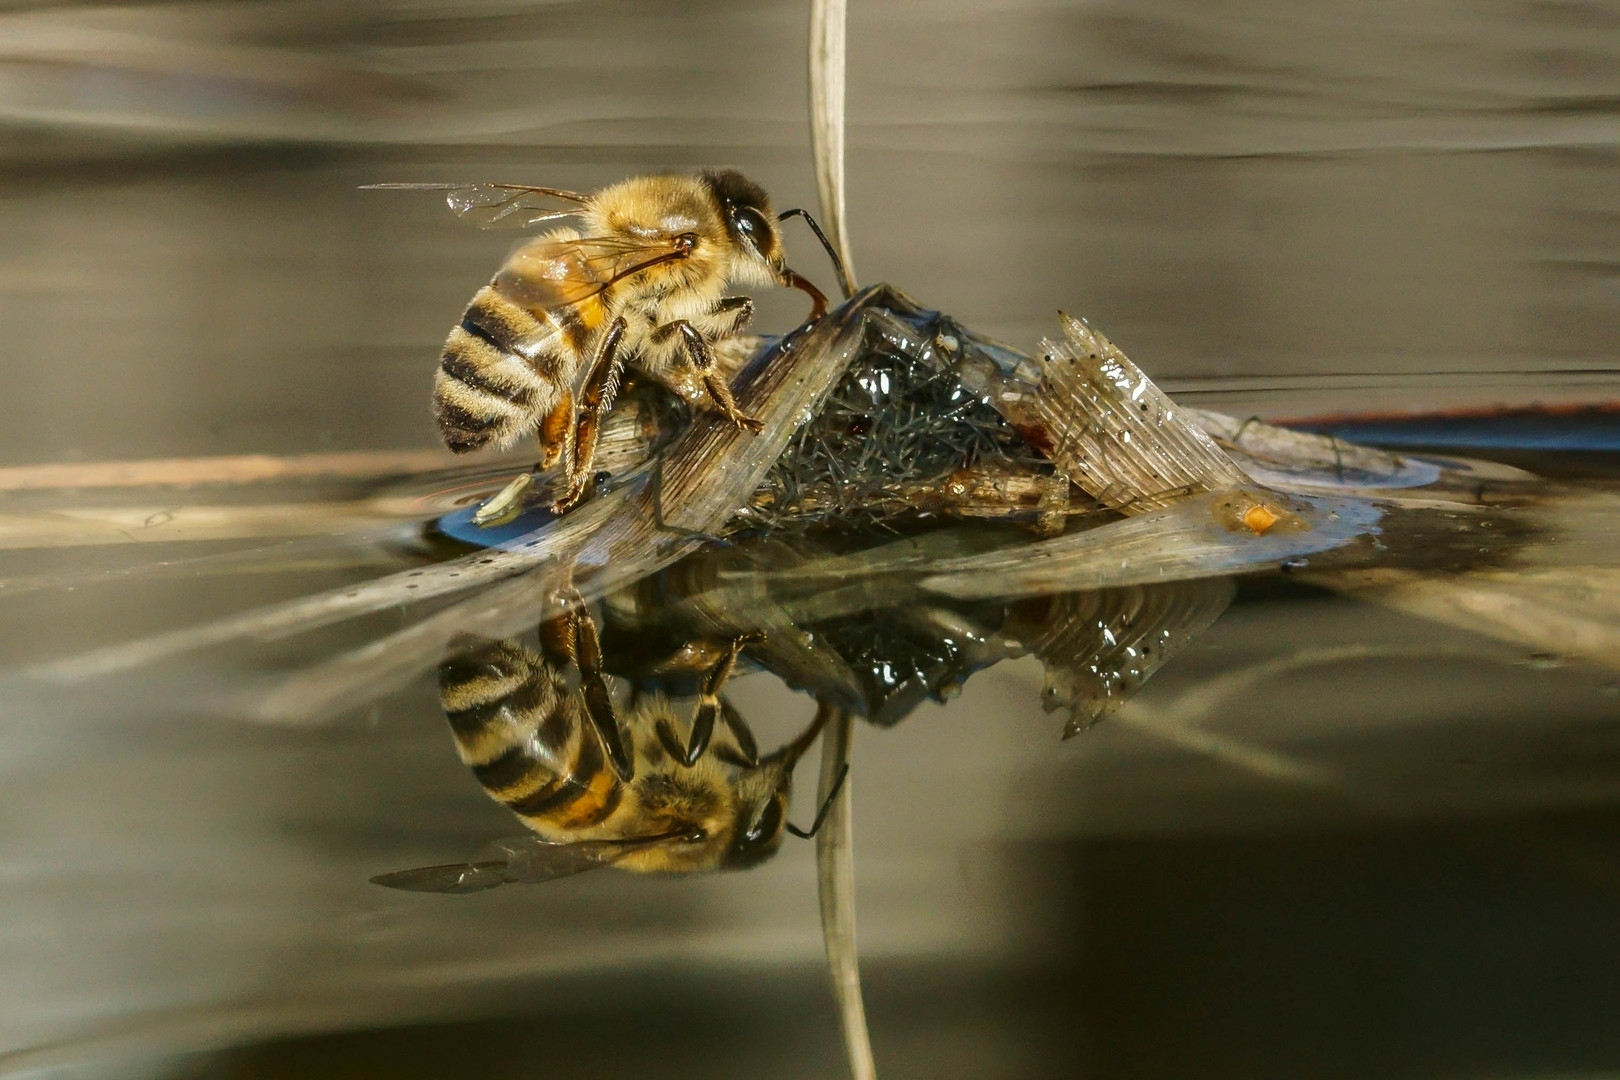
<box><xmin>433</xmin><ymin>286</ymin><xmax>584</xmax><ymax>453</ymax></box>
<box><xmin>438</xmin><ymin>638</ymin><xmax>622</xmax><ymax>830</ymax></box>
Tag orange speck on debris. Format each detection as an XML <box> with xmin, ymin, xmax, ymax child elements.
<box><xmin>1242</xmin><ymin>504</ymin><xmax>1280</xmax><ymax>534</ymax></box>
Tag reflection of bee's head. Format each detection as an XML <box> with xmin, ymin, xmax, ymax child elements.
<box><xmin>614</xmin><ymin>727</ymin><xmax>803</xmax><ymax>873</ymax></box>
<box><xmin>438</xmin><ymin>636</ymin><xmax>821</xmax><ymax>878</ymax></box>
<box><xmin>701</xmin><ymin>168</ymin><xmax>788</xmax><ymax>288</ymax></box>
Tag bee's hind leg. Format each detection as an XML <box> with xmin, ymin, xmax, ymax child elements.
<box><xmin>555</xmin><ymin>317</ymin><xmax>629</xmax><ymax>514</ymax></box>
<box><xmin>537</xmin><ymin>391</ymin><xmax>574</xmax><ymax>470</ymax></box>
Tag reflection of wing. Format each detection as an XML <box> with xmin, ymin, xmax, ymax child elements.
<box><xmin>494</xmin><ymin>234</ymin><xmax>692</xmax><ymax>312</ymax></box>
<box><xmin>369</xmin><ymin>832</ymin><xmax>684</xmax><ymax>893</ymax></box>
<box><xmin>369</xmin><ymin>860</ymin><xmax>513</xmax><ymax>894</ymax></box>
<box><xmin>360</xmin><ymin>182</ymin><xmax>591</xmax><ymax>230</ymax></box>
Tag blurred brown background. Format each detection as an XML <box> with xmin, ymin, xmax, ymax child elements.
<box><xmin>1</xmin><ymin>0</ymin><xmax>1615</xmax><ymax>468</ymax></box>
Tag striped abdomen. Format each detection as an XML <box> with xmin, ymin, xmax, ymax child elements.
<box><xmin>434</xmin><ymin>287</ymin><xmax>588</xmax><ymax>453</ymax></box>
<box><xmin>438</xmin><ymin>637</ymin><xmax>623</xmax><ymax>831</ymax></box>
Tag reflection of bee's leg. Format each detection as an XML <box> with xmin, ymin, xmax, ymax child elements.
<box><xmin>651</xmin><ymin>319</ymin><xmax>765</xmax><ymax>434</ymax></box>
<box><xmin>554</xmin><ymin>317</ymin><xmax>629</xmax><ymax>513</ymax></box>
<box><xmin>716</xmin><ymin>698</ymin><xmax>760</xmax><ymax>768</ymax></box>
<box><xmin>555</xmin><ymin>590</ymin><xmax>636</xmax><ymax>782</ymax></box>
<box><xmin>681</xmin><ymin>632</ymin><xmax>765</xmax><ymax>767</ymax></box>
<box><xmin>536</xmin><ymin>605</ymin><xmax>575</xmax><ymax>667</ymax></box>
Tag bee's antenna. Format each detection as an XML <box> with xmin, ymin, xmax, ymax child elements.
<box><xmin>787</xmin><ymin>763</ymin><xmax>849</xmax><ymax>839</ymax></box>
<box><xmin>779</xmin><ymin>208</ymin><xmax>855</xmax><ymax>300</ymax></box>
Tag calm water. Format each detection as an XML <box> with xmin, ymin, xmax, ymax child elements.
<box><xmin>1</xmin><ymin>1</ymin><xmax>1618</xmax><ymax>1078</ymax></box>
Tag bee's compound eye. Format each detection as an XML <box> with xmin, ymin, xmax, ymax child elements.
<box><xmin>734</xmin><ymin>207</ymin><xmax>770</xmax><ymax>249</ymax></box>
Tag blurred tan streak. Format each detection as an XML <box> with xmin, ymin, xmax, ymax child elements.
<box><xmin>0</xmin><ymin>451</ymin><xmax>461</xmax><ymax>492</ymax></box>
<box><xmin>1110</xmin><ymin>643</ymin><xmax>1493</xmax><ymax>813</ymax></box>
<box><xmin>0</xmin><ymin>499</ymin><xmax>427</xmax><ymax>549</ymax></box>
<box><xmin>0</xmin><ymin>10</ymin><xmax>436</xmax><ymax>138</ymax></box>
<box><xmin>1319</xmin><ymin>567</ymin><xmax>1620</xmax><ymax>672</ymax></box>
<box><xmin>1111</xmin><ymin>709</ymin><xmax>1347</xmax><ymax>790</ymax></box>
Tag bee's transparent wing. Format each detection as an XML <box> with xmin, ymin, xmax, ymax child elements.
<box><xmin>369</xmin><ymin>832</ymin><xmax>680</xmax><ymax>893</ymax></box>
<box><xmin>360</xmin><ymin>183</ymin><xmax>591</xmax><ymax>230</ymax></box>
<box><xmin>495</xmin><ymin>234</ymin><xmax>693</xmax><ymax>310</ymax></box>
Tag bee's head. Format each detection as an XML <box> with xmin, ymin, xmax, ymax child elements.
<box><xmin>702</xmin><ymin>168</ymin><xmax>787</xmax><ymax>288</ymax></box>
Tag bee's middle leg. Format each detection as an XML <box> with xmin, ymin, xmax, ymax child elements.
<box><xmin>717</xmin><ymin>698</ymin><xmax>760</xmax><ymax>768</ymax></box>
<box><xmin>650</xmin><ymin>317</ymin><xmax>764</xmax><ymax>434</ymax></box>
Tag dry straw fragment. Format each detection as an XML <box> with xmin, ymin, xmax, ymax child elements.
<box><xmin>1033</xmin><ymin>313</ymin><xmax>1254</xmax><ymax>512</ymax></box>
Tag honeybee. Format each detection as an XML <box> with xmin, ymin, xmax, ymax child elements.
<box><xmin>371</xmin><ymin>607</ymin><xmax>843</xmax><ymax>892</ymax></box>
<box><xmin>367</xmin><ymin>171</ymin><xmax>836</xmax><ymax>521</ymax></box>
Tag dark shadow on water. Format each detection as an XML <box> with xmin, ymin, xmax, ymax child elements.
<box><xmin>212</xmin><ymin>808</ymin><xmax>1620</xmax><ymax>1079</ymax></box>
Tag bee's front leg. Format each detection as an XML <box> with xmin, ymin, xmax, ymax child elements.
<box><xmin>554</xmin><ymin>316</ymin><xmax>629</xmax><ymax>513</ymax></box>
<box><xmin>647</xmin><ymin>634</ymin><xmax>766</xmax><ymax>768</ymax></box>
<box><xmin>703</xmin><ymin>295</ymin><xmax>754</xmax><ymax>338</ymax></box>
<box><xmin>680</xmin><ymin>632</ymin><xmax>765</xmax><ymax>767</ymax></box>
<box><xmin>649</xmin><ymin>314</ymin><xmax>765</xmax><ymax>434</ymax></box>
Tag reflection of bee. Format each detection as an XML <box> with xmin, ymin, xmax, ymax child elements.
<box><xmin>370</xmin><ymin>172</ymin><xmax>832</xmax><ymax>514</ymax></box>
<box><xmin>373</xmin><ymin>606</ymin><xmax>841</xmax><ymax>893</ymax></box>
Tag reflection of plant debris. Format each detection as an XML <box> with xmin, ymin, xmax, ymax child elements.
<box><xmin>1010</xmin><ymin>581</ymin><xmax>1236</xmax><ymax>737</ymax></box>
<box><xmin>794</xmin><ymin>583</ymin><xmax>1233</xmax><ymax>732</ymax></box>
<box><xmin>589</xmin><ymin>531</ymin><xmax>1237</xmax><ymax>737</ymax></box>
<box><xmin>812</xmin><ymin>598</ymin><xmax>1022</xmax><ymax>727</ymax></box>
<box><xmin>749</xmin><ymin>332</ymin><xmax>1062</xmax><ymax>532</ymax></box>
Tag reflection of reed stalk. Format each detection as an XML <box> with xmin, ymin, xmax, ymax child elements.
<box><xmin>816</xmin><ymin>703</ymin><xmax>876</xmax><ymax>1080</ymax></box>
